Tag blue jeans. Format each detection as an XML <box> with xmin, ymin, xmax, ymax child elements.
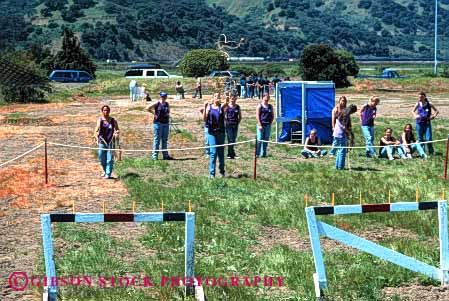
<box><xmin>153</xmin><ymin>122</ymin><xmax>169</xmax><ymax>159</ymax></box>
<box><xmin>335</xmin><ymin>137</ymin><xmax>347</xmax><ymax>170</ymax></box>
<box><xmin>225</xmin><ymin>124</ymin><xmax>239</xmax><ymax>158</ymax></box>
<box><xmin>416</xmin><ymin>122</ymin><xmax>433</xmax><ymax>154</ymax></box>
<box><xmin>301</xmin><ymin>149</ymin><xmax>328</xmax><ymax>158</ymax></box>
<box><xmin>256</xmin><ymin>124</ymin><xmax>271</xmax><ymax>157</ymax></box>
<box><xmin>380</xmin><ymin>146</ymin><xmax>406</xmax><ymax>159</ymax></box>
<box><xmin>361</xmin><ymin>125</ymin><xmax>376</xmax><ymax>156</ymax></box>
<box><xmin>130</xmin><ymin>86</ymin><xmax>137</xmax><ymax>102</ymax></box>
<box><xmin>98</xmin><ymin>143</ymin><xmax>113</xmax><ymax>176</ymax></box>
<box><xmin>207</xmin><ymin>131</ymin><xmax>225</xmax><ymax>177</ymax></box>
<box><xmin>402</xmin><ymin>143</ymin><xmax>427</xmax><ymax>158</ymax></box>
<box><xmin>193</xmin><ymin>87</ymin><xmax>202</xmax><ymax>99</ymax></box>
<box><xmin>204</xmin><ymin>126</ymin><xmax>210</xmax><ymax>156</ymax></box>
<box><xmin>240</xmin><ymin>86</ymin><xmax>246</xmax><ymax>98</ymax></box>
<box><xmin>329</xmin><ymin>137</ymin><xmax>338</xmax><ymax>156</ymax></box>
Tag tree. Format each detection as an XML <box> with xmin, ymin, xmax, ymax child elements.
<box><xmin>299</xmin><ymin>44</ymin><xmax>359</xmax><ymax>88</ymax></box>
<box><xmin>50</xmin><ymin>28</ymin><xmax>96</xmax><ymax>77</ymax></box>
<box><xmin>179</xmin><ymin>49</ymin><xmax>229</xmax><ymax>77</ymax></box>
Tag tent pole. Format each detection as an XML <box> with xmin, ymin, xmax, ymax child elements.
<box><xmin>302</xmin><ymin>83</ymin><xmax>306</xmax><ymax>144</ymax></box>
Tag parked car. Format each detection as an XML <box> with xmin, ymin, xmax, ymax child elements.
<box><xmin>124</xmin><ymin>68</ymin><xmax>182</xmax><ymax>79</ymax></box>
<box><xmin>49</xmin><ymin>70</ymin><xmax>94</xmax><ymax>83</ymax></box>
<box><xmin>208</xmin><ymin>70</ymin><xmax>241</xmax><ymax>78</ymax></box>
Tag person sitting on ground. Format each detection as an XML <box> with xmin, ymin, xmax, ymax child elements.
<box><xmin>94</xmin><ymin>105</ymin><xmax>120</xmax><ymax>179</ymax></box>
<box><xmin>301</xmin><ymin>129</ymin><xmax>328</xmax><ymax>158</ymax></box>
<box><xmin>400</xmin><ymin>123</ymin><xmax>427</xmax><ymax>159</ymax></box>
<box><xmin>379</xmin><ymin>128</ymin><xmax>407</xmax><ymax>160</ymax></box>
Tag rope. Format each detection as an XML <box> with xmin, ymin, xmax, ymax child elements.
<box><xmin>47</xmin><ymin>139</ymin><xmax>256</xmax><ymax>152</ymax></box>
<box><xmin>259</xmin><ymin>138</ymin><xmax>448</xmax><ymax>149</ymax></box>
<box><xmin>0</xmin><ymin>142</ymin><xmax>45</xmax><ymax>168</ymax></box>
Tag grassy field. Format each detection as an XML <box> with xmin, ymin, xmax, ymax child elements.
<box><xmin>44</xmin><ymin>79</ymin><xmax>449</xmax><ymax>301</ymax></box>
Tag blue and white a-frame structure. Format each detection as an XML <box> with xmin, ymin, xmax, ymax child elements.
<box><xmin>305</xmin><ymin>201</ymin><xmax>449</xmax><ymax>298</ymax></box>
<box><xmin>41</xmin><ymin>211</ymin><xmax>195</xmax><ymax>301</ymax></box>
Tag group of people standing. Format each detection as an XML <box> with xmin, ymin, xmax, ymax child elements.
<box><xmin>96</xmin><ymin>90</ymin><xmax>275</xmax><ymax>179</ymax></box>
<box><xmin>96</xmin><ymin>89</ymin><xmax>440</xmax><ymax>178</ymax></box>
<box><xmin>235</xmin><ymin>75</ymin><xmax>281</xmax><ymax>99</ymax></box>
<box><xmin>302</xmin><ymin>91</ymin><xmax>439</xmax><ymax>170</ymax></box>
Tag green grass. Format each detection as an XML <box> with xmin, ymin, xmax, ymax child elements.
<box><xmin>48</xmin><ymin>108</ymin><xmax>449</xmax><ymax>300</ymax></box>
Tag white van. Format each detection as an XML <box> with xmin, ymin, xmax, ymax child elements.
<box><xmin>124</xmin><ymin>69</ymin><xmax>182</xmax><ymax>79</ymax></box>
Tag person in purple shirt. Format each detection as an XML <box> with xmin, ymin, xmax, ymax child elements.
<box><xmin>412</xmin><ymin>91</ymin><xmax>439</xmax><ymax>155</ymax></box>
<box><xmin>359</xmin><ymin>96</ymin><xmax>380</xmax><ymax>158</ymax></box>
<box><xmin>94</xmin><ymin>105</ymin><xmax>120</xmax><ymax>179</ymax></box>
<box><xmin>145</xmin><ymin>92</ymin><xmax>174</xmax><ymax>160</ymax></box>
<box><xmin>224</xmin><ymin>92</ymin><xmax>242</xmax><ymax>159</ymax></box>
<box><xmin>203</xmin><ymin>92</ymin><xmax>229</xmax><ymax>178</ymax></box>
<box><xmin>256</xmin><ymin>93</ymin><xmax>274</xmax><ymax>157</ymax></box>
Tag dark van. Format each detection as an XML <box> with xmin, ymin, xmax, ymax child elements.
<box><xmin>49</xmin><ymin>70</ymin><xmax>94</xmax><ymax>83</ymax></box>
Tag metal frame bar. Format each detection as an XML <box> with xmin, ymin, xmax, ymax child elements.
<box><xmin>305</xmin><ymin>201</ymin><xmax>448</xmax><ymax>297</ymax></box>
<box><xmin>41</xmin><ymin>212</ymin><xmax>195</xmax><ymax>300</ymax></box>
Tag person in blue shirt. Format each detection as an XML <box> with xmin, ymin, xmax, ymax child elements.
<box><xmin>412</xmin><ymin>91</ymin><xmax>439</xmax><ymax>155</ymax></box>
<box><xmin>240</xmin><ymin>76</ymin><xmax>247</xmax><ymax>98</ymax></box>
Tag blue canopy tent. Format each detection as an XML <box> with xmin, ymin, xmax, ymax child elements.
<box><xmin>275</xmin><ymin>81</ymin><xmax>335</xmax><ymax>144</ymax></box>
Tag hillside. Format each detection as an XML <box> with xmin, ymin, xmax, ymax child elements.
<box><xmin>1</xmin><ymin>0</ymin><xmax>449</xmax><ymax>61</ymax></box>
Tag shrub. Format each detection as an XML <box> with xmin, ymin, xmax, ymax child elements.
<box><xmin>299</xmin><ymin>44</ymin><xmax>359</xmax><ymax>88</ymax></box>
<box><xmin>179</xmin><ymin>49</ymin><xmax>229</xmax><ymax>77</ymax></box>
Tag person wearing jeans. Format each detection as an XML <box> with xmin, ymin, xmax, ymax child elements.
<box><xmin>301</xmin><ymin>129</ymin><xmax>328</xmax><ymax>158</ymax></box>
<box><xmin>94</xmin><ymin>105</ymin><xmax>120</xmax><ymax>179</ymax></box>
<box><xmin>129</xmin><ymin>80</ymin><xmax>138</xmax><ymax>102</ymax></box>
<box><xmin>333</xmin><ymin>104</ymin><xmax>357</xmax><ymax>170</ymax></box>
<box><xmin>256</xmin><ymin>93</ymin><xmax>274</xmax><ymax>157</ymax></box>
<box><xmin>400</xmin><ymin>123</ymin><xmax>427</xmax><ymax>158</ymax></box>
<box><xmin>224</xmin><ymin>93</ymin><xmax>242</xmax><ymax>159</ymax></box>
<box><xmin>379</xmin><ymin>128</ymin><xmax>407</xmax><ymax>160</ymax></box>
<box><xmin>412</xmin><ymin>91</ymin><xmax>439</xmax><ymax>155</ymax></box>
<box><xmin>145</xmin><ymin>91</ymin><xmax>174</xmax><ymax>160</ymax></box>
<box><xmin>203</xmin><ymin>92</ymin><xmax>228</xmax><ymax>178</ymax></box>
<box><xmin>330</xmin><ymin>96</ymin><xmax>348</xmax><ymax>156</ymax></box>
<box><xmin>359</xmin><ymin>96</ymin><xmax>380</xmax><ymax>158</ymax></box>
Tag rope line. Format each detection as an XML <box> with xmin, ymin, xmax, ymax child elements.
<box><xmin>259</xmin><ymin>138</ymin><xmax>448</xmax><ymax>149</ymax></box>
<box><xmin>0</xmin><ymin>142</ymin><xmax>44</xmax><ymax>168</ymax></box>
<box><xmin>0</xmin><ymin>138</ymin><xmax>446</xmax><ymax>166</ymax></box>
<box><xmin>47</xmin><ymin>139</ymin><xmax>256</xmax><ymax>152</ymax></box>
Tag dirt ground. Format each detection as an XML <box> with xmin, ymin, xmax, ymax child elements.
<box><xmin>0</xmin><ymin>92</ymin><xmax>448</xmax><ymax>300</ymax></box>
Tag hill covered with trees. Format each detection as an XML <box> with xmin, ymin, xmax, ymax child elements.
<box><xmin>1</xmin><ymin>0</ymin><xmax>449</xmax><ymax>61</ymax></box>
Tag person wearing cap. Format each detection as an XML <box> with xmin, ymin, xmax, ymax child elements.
<box><xmin>145</xmin><ymin>92</ymin><xmax>174</xmax><ymax>160</ymax></box>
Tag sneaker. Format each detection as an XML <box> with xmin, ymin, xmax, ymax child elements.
<box><xmin>407</xmin><ymin>153</ymin><xmax>412</xmax><ymax>159</ymax></box>
<box><xmin>163</xmin><ymin>156</ymin><xmax>174</xmax><ymax>160</ymax></box>
<box><xmin>421</xmin><ymin>154</ymin><xmax>428</xmax><ymax>159</ymax></box>
<box><xmin>103</xmin><ymin>175</ymin><xmax>114</xmax><ymax>179</ymax></box>
<box><xmin>101</xmin><ymin>172</ymin><xmax>105</xmax><ymax>177</ymax></box>
<box><xmin>388</xmin><ymin>156</ymin><xmax>394</xmax><ymax>161</ymax></box>
<box><xmin>234</xmin><ymin>155</ymin><xmax>240</xmax><ymax>159</ymax></box>
<box><xmin>227</xmin><ymin>155</ymin><xmax>232</xmax><ymax>159</ymax></box>
<box><xmin>219</xmin><ymin>173</ymin><xmax>225</xmax><ymax>178</ymax></box>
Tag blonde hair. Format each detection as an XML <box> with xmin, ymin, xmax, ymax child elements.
<box><xmin>310</xmin><ymin>129</ymin><xmax>317</xmax><ymax>134</ymax></box>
